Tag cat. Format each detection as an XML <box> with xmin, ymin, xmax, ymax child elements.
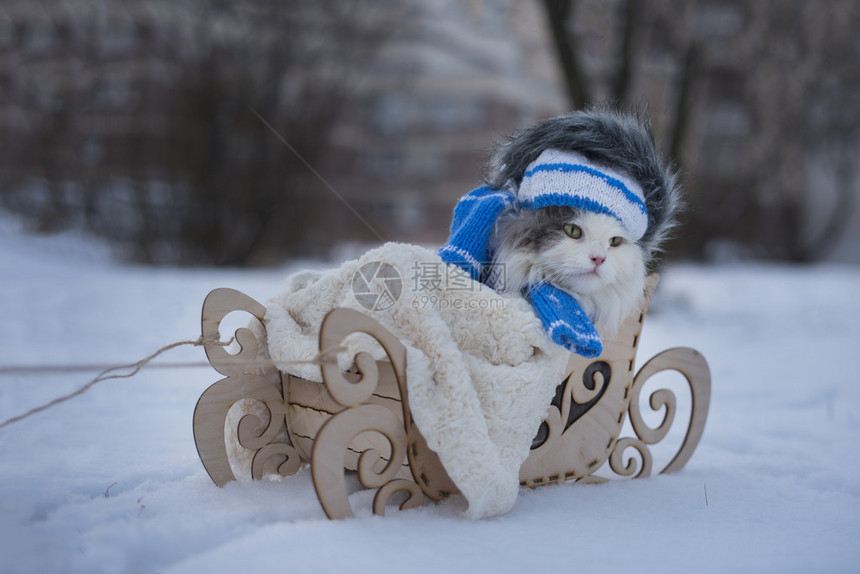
<box><xmin>490</xmin><ymin>206</ymin><xmax>646</xmax><ymax>337</ymax></box>
<box><xmin>482</xmin><ymin>107</ymin><xmax>681</xmax><ymax>336</ymax></box>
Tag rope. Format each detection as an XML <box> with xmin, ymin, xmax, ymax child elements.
<box><xmin>0</xmin><ymin>337</ymin><xmax>346</xmax><ymax>430</ymax></box>
<box><xmin>0</xmin><ymin>362</ymin><xmax>215</xmax><ymax>375</ymax></box>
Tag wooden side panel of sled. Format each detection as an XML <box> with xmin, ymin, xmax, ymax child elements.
<box><xmin>309</xmin><ymin>307</ymin><xmax>457</xmax><ymax>519</ymax></box>
<box><xmin>194</xmin><ymin>289</ymin><xmax>301</xmax><ymax>486</ymax></box>
<box><xmin>193</xmin><ymin>289</ymin><xmax>455</xmax><ymax>518</ymax></box>
<box><xmin>518</xmin><ymin>276</ymin><xmax>710</xmax><ymax>486</ymax></box>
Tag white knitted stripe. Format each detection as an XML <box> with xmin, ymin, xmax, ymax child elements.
<box><xmin>518</xmin><ymin>149</ymin><xmax>648</xmax><ymax>240</ymax></box>
<box><xmin>545</xmin><ymin>319</ymin><xmax>567</xmax><ymax>338</ymax></box>
<box><xmin>438</xmin><ymin>244</ymin><xmax>482</xmax><ymax>273</ymax></box>
<box><xmin>458</xmin><ymin>191</ymin><xmax>514</xmax><ymax>204</ymax></box>
<box><xmin>547</xmin><ymin>319</ymin><xmax>600</xmax><ymax>341</ymax></box>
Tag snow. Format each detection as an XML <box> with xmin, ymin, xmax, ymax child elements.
<box><xmin>1</xmin><ymin>219</ymin><xmax>859</xmax><ymax>574</ymax></box>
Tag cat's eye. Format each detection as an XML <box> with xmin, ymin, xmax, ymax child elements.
<box><xmin>563</xmin><ymin>224</ymin><xmax>583</xmax><ymax>239</ymax></box>
<box><xmin>609</xmin><ymin>236</ymin><xmax>623</xmax><ymax>247</ymax></box>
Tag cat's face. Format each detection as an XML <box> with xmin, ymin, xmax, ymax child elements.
<box><xmin>491</xmin><ymin>206</ymin><xmax>644</xmax><ymax>297</ymax></box>
<box><xmin>491</xmin><ymin>205</ymin><xmax>647</xmax><ymax>333</ymax></box>
<box><xmin>534</xmin><ymin>210</ymin><xmax>642</xmax><ymax>296</ymax></box>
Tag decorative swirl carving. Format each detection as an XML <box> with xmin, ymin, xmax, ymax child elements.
<box><xmin>530</xmin><ymin>404</ymin><xmax>560</xmax><ymax>450</ymax></box>
<box><xmin>372</xmin><ymin>479</ymin><xmax>425</xmax><ymax>516</ymax></box>
<box><xmin>638</xmin><ymin>348</ymin><xmax>711</xmax><ymax>474</ymax></box>
<box><xmin>194</xmin><ymin>288</ymin><xmax>297</xmax><ymax>487</ymax></box>
<box><xmin>318</xmin><ymin>308</ymin><xmax>407</xmax><ymax>408</ymax></box>
<box><xmin>252</xmin><ymin>443</ymin><xmax>302</xmax><ymax>480</ymax></box>
<box><xmin>201</xmin><ymin>288</ymin><xmax>271</xmax><ymax>378</ymax></box>
<box><xmin>310</xmin><ymin>308</ymin><xmax>445</xmax><ymax>516</ymax></box>
<box><xmin>611</xmin><ymin>347</ymin><xmax>711</xmax><ymax>478</ymax></box>
<box><xmin>311</xmin><ymin>404</ymin><xmax>413</xmax><ymax>519</ymax></box>
<box><xmin>531</xmin><ymin>361</ymin><xmax>611</xmax><ymax>450</ymax></box>
<box><xmin>629</xmin><ymin>384</ymin><xmax>676</xmax><ymax>446</ymax></box>
<box><xmin>571</xmin><ymin>361</ymin><xmax>611</xmax><ymax>405</ymax></box>
<box><xmin>196</xmin><ymin>373</ymin><xmax>291</xmax><ymax>486</ymax></box>
<box><xmin>566</xmin><ymin>361</ymin><xmax>611</xmax><ymax>431</ymax></box>
<box><xmin>235</xmin><ymin>393</ymin><xmax>289</xmax><ymax>452</ymax></box>
<box><xmin>609</xmin><ymin>437</ymin><xmax>653</xmax><ymax>478</ymax></box>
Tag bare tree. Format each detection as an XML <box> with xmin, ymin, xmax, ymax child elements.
<box><xmin>540</xmin><ymin>0</ymin><xmax>860</xmax><ymax>262</ymax></box>
<box><xmin>542</xmin><ymin>0</ymin><xmax>591</xmax><ymax>109</ymax></box>
<box><xmin>738</xmin><ymin>1</ymin><xmax>860</xmax><ymax>262</ymax></box>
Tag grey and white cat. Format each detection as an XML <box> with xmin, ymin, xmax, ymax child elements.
<box><xmin>486</xmin><ymin>108</ymin><xmax>681</xmax><ymax>335</ymax></box>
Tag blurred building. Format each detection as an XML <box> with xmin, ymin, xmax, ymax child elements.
<box><xmin>319</xmin><ymin>0</ymin><xmax>564</xmax><ymax>245</ymax></box>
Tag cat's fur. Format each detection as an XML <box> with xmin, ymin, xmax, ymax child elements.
<box><xmin>486</xmin><ymin>108</ymin><xmax>681</xmax><ymax>335</ymax></box>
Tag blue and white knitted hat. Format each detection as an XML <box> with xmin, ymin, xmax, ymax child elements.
<box><xmin>519</xmin><ymin>149</ymin><xmax>648</xmax><ymax>240</ymax></box>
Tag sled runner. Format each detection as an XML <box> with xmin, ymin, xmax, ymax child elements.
<box><xmin>192</xmin><ymin>275</ymin><xmax>710</xmax><ymax>519</ymax></box>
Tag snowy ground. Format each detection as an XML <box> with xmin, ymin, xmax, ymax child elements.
<box><xmin>1</xmin><ymin>220</ymin><xmax>859</xmax><ymax>574</ymax></box>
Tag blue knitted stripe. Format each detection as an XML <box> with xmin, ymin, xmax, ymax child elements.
<box><xmin>438</xmin><ymin>245</ymin><xmax>482</xmax><ymax>280</ymax></box>
<box><xmin>523</xmin><ymin>162</ymin><xmax>647</xmax><ymax>214</ymax></box>
<box><xmin>521</xmin><ymin>193</ymin><xmax>625</xmax><ymax>225</ymax></box>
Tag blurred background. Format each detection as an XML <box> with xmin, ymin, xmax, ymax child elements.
<box><xmin>1</xmin><ymin>0</ymin><xmax>858</xmax><ymax>266</ymax></box>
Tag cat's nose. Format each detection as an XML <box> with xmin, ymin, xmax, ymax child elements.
<box><xmin>590</xmin><ymin>255</ymin><xmax>606</xmax><ymax>267</ymax></box>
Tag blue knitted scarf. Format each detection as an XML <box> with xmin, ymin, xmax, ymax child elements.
<box><xmin>438</xmin><ymin>186</ymin><xmax>603</xmax><ymax>358</ymax></box>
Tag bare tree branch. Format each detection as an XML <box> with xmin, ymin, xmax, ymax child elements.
<box><xmin>542</xmin><ymin>0</ymin><xmax>591</xmax><ymax>109</ymax></box>
<box><xmin>613</xmin><ymin>0</ymin><xmax>642</xmax><ymax>105</ymax></box>
<box><xmin>668</xmin><ymin>42</ymin><xmax>701</xmax><ymax>168</ymax></box>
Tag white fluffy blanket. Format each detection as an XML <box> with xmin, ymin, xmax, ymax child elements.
<box><xmin>265</xmin><ymin>243</ymin><xmax>568</xmax><ymax>519</ymax></box>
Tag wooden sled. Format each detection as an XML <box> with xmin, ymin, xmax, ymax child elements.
<box><xmin>193</xmin><ymin>275</ymin><xmax>710</xmax><ymax>519</ymax></box>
